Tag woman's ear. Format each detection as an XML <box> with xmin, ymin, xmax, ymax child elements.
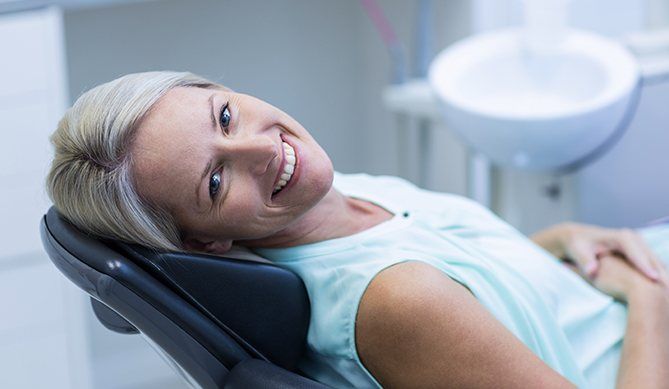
<box><xmin>183</xmin><ymin>237</ymin><xmax>232</xmax><ymax>255</ymax></box>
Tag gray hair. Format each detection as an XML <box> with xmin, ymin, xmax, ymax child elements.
<box><xmin>46</xmin><ymin>71</ymin><xmax>221</xmax><ymax>251</ymax></box>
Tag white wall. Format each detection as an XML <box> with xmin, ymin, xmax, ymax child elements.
<box><xmin>577</xmin><ymin>80</ymin><xmax>669</xmax><ymax>228</ymax></box>
<box><xmin>649</xmin><ymin>0</ymin><xmax>669</xmax><ymax>29</ymax></box>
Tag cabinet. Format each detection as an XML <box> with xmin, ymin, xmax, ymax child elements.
<box><xmin>0</xmin><ymin>7</ymin><xmax>87</xmax><ymax>389</ymax></box>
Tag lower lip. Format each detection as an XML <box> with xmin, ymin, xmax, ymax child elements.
<box><xmin>273</xmin><ymin>140</ymin><xmax>300</xmax><ymax>199</ymax></box>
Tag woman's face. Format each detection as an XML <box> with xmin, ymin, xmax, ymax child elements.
<box><xmin>132</xmin><ymin>86</ymin><xmax>334</xmax><ymax>252</ymax></box>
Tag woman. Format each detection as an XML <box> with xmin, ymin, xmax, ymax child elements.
<box><xmin>47</xmin><ymin>71</ymin><xmax>669</xmax><ymax>388</ymax></box>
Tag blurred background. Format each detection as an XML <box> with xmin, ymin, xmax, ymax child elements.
<box><xmin>1</xmin><ymin>0</ymin><xmax>668</xmax><ymax>387</ymax></box>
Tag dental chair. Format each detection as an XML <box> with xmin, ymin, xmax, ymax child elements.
<box><xmin>40</xmin><ymin>206</ymin><xmax>330</xmax><ymax>389</ymax></box>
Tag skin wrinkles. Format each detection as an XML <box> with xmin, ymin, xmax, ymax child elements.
<box><xmin>131</xmin><ymin>86</ymin><xmax>393</xmax><ymax>253</ymax></box>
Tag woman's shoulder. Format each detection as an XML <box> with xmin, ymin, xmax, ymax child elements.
<box><xmin>355</xmin><ymin>261</ymin><xmax>477</xmax><ymax>385</ymax></box>
<box><xmin>355</xmin><ymin>261</ymin><xmax>576</xmax><ymax>388</ymax></box>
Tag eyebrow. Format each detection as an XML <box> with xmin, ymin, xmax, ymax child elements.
<box><xmin>195</xmin><ymin>94</ymin><xmax>218</xmax><ymax>208</ymax></box>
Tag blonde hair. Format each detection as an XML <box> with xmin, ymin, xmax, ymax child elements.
<box><xmin>47</xmin><ymin>71</ymin><xmax>220</xmax><ymax>251</ymax></box>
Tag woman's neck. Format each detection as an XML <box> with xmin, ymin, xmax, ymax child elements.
<box><xmin>242</xmin><ymin>187</ymin><xmax>394</xmax><ymax>248</ymax></box>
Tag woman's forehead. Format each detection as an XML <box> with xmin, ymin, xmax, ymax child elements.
<box><xmin>131</xmin><ymin>87</ymin><xmax>214</xmax><ymax>211</ymax></box>
<box><xmin>150</xmin><ymin>86</ymin><xmax>212</xmax><ymax>122</ymax></box>
<box><xmin>134</xmin><ymin>88</ymin><xmax>211</xmax><ymax>161</ymax></box>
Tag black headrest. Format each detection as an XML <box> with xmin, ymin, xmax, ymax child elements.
<box><xmin>42</xmin><ymin>206</ymin><xmax>311</xmax><ymax>371</ymax></box>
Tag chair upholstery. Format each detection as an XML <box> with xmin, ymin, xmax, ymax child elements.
<box><xmin>40</xmin><ymin>206</ymin><xmax>329</xmax><ymax>388</ymax></box>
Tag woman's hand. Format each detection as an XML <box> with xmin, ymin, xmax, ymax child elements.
<box><xmin>531</xmin><ymin>222</ymin><xmax>666</xmax><ymax>283</ymax></box>
<box><xmin>591</xmin><ymin>254</ymin><xmax>662</xmax><ymax>302</ymax></box>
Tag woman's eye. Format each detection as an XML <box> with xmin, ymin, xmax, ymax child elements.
<box><xmin>209</xmin><ymin>171</ymin><xmax>221</xmax><ymax>199</ymax></box>
<box><xmin>220</xmin><ymin>104</ymin><xmax>231</xmax><ymax>129</ymax></box>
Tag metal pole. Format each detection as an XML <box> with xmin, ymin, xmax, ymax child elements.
<box><xmin>468</xmin><ymin>151</ymin><xmax>492</xmax><ymax>207</ymax></box>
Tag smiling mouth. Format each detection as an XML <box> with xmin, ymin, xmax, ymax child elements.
<box><xmin>272</xmin><ymin>140</ymin><xmax>296</xmax><ymax>195</ymax></box>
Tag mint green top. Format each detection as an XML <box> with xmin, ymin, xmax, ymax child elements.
<box><xmin>255</xmin><ymin>173</ymin><xmax>669</xmax><ymax>388</ymax></box>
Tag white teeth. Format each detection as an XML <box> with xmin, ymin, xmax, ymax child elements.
<box><xmin>273</xmin><ymin>141</ymin><xmax>297</xmax><ymax>195</ymax></box>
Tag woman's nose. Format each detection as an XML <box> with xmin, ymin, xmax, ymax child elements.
<box><xmin>221</xmin><ymin>135</ymin><xmax>278</xmax><ymax>175</ymax></box>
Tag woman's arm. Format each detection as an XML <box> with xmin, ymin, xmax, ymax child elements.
<box><xmin>592</xmin><ymin>255</ymin><xmax>669</xmax><ymax>388</ymax></box>
<box><xmin>356</xmin><ymin>261</ymin><xmax>576</xmax><ymax>388</ymax></box>
<box><xmin>619</xmin><ymin>285</ymin><xmax>669</xmax><ymax>388</ymax></box>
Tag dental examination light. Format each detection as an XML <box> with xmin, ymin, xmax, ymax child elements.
<box><xmin>429</xmin><ymin>0</ymin><xmax>641</xmax><ymax>172</ymax></box>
